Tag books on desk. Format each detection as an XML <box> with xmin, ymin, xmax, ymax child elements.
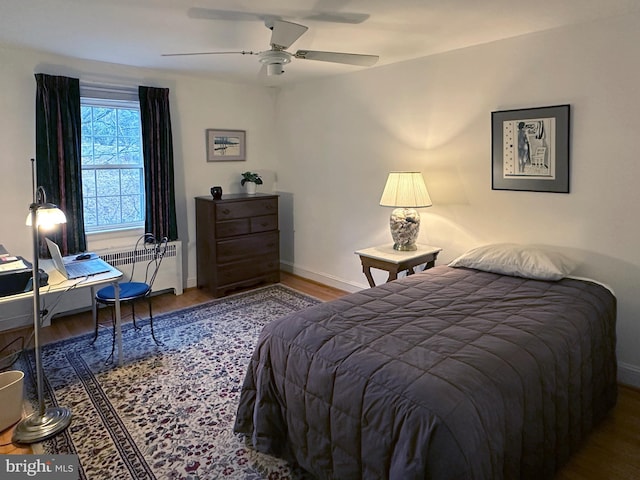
<box><xmin>0</xmin><ymin>259</ymin><xmax>29</xmax><ymax>273</ymax></box>
<box><xmin>0</xmin><ymin>245</ymin><xmax>30</xmax><ymax>273</ymax></box>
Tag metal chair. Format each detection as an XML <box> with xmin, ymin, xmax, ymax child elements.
<box><xmin>91</xmin><ymin>233</ymin><xmax>168</xmax><ymax>361</ymax></box>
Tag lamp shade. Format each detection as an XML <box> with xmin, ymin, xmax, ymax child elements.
<box><xmin>379</xmin><ymin>172</ymin><xmax>432</xmax><ymax>208</ymax></box>
<box><xmin>25</xmin><ymin>204</ymin><xmax>67</xmax><ymax>229</ymax></box>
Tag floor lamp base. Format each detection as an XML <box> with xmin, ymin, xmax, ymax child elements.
<box><xmin>12</xmin><ymin>407</ymin><xmax>72</xmax><ymax>444</ymax></box>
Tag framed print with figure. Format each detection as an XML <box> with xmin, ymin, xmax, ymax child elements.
<box><xmin>491</xmin><ymin>105</ymin><xmax>570</xmax><ymax>193</ymax></box>
<box><xmin>206</xmin><ymin>129</ymin><xmax>246</xmax><ymax>162</ymax></box>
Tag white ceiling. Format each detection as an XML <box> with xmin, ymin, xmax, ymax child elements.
<box><xmin>1</xmin><ymin>0</ymin><xmax>639</xmax><ymax>86</ymax></box>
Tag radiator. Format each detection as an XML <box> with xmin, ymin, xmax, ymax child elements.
<box><xmin>96</xmin><ymin>240</ymin><xmax>184</xmax><ymax>295</ymax></box>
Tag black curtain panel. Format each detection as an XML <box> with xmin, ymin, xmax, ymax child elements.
<box><xmin>35</xmin><ymin>73</ymin><xmax>86</xmax><ymax>255</ymax></box>
<box><xmin>138</xmin><ymin>86</ymin><xmax>178</xmax><ymax>241</ymax></box>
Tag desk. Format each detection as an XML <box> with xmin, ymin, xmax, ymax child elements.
<box><xmin>0</xmin><ymin>259</ymin><xmax>124</xmax><ymax>365</ymax></box>
<box><xmin>355</xmin><ymin>244</ymin><xmax>442</xmax><ymax>287</ymax></box>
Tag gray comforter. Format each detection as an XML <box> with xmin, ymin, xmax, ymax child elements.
<box><xmin>234</xmin><ymin>266</ymin><xmax>617</xmax><ymax>479</ymax></box>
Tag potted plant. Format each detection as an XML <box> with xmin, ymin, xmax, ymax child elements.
<box><xmin>240</xmin><ymin>171</ymin><xmax>263</xmax><ymax>195</ymax></box>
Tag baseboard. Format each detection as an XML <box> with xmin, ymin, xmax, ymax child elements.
<box><xmin>618</xmin><ymin>362</ymin><xmax>640</xmax><ymax>389</ymax></box>
<box><xmin>185</xmin><ymin>268</ymin><xmax>362</xmax><ymax>293</ymax></box>
<box><xmin>0</xmin><ymin>286</ymin><xmax>180</xmax><ymax>333</ymax></box>
<box><xmin>280</xmin><ymin>261</ymin><xmax>363</xmax><ymax>293</ymax></box>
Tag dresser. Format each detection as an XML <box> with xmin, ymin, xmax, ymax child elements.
<box><xmin>195</xmin><ymin>193</ymin><xmax>280</xmax><ymax>297</ymax></box>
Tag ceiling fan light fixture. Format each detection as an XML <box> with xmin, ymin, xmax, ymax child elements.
<box><xmin>266</xmin><ymin>63</ymin><xmax>285</xmax><ymax>76</ymax></box>
<box><xmin>259</xmin><ymin>50</ymin><xmax>292</xmax><ymax>75</ymax></box>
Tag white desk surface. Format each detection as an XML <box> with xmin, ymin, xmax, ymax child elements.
<box><xmin>0</xmin><ymin>258</ymin><xmax>123</xmax><ymax>304</ymax></box>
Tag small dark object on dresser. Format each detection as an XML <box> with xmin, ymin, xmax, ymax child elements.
<box><xmin>210</xmin><ymin>186</ymin><xmax>223</xmax><ymax>199</ymax></box>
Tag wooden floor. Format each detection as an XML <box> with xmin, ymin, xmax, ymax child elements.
<box><xmin>1</xmin><ymin>272</ymin><xmax>638</xmax><ymax>479</ymax></box>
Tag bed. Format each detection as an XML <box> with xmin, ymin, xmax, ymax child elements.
<box><xmin>234</xmin><ymin>245</ymin><xmax>617</xmax><ymax>479</ymax></box>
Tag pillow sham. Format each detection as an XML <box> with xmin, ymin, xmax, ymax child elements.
<box><xmin>448</xmin><ymin>243</ymin><xmax>575</xmax><ymax>281</ymax></box>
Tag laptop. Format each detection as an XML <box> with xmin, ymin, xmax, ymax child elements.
<box><xmin>45</xmin><ymin>238</ymin><xmax>112</xmax><ymax>280</ymax></box>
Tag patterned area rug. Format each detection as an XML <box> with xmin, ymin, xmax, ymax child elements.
<box><xmin>18</xmin><ymin>284</ymin><xmax>321</xmax><ymax>479</ymax></box>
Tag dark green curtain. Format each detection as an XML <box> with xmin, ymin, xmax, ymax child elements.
<box><xmin>138</xmin><ymin>86</ymin><xmax>178</xmax><ymax>241</ymax></box>
<box><xmin>35</xmin><ymin>73</ymin><xmax>86</xmax><ymax>255</ymax></box>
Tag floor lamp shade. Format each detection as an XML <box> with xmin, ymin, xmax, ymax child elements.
<box><xmin>12</xmin><ymin>181</ymin><xmax>72</xmax><ymax>444</ymax></box>
<box><xmin>25</xmin><ymin>204</ymin><xmax>67</xmax><ymax>228</ymax></box>
<box><xmin>379</xmin><ymin>172</ymin><xmax>432</xmax><ymax>251</ymax></box>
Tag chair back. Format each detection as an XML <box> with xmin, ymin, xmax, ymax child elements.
<box><xmin>129</xmin><ymin>234</ymin><xmax>169</xmax><ymax>290</ymax></box>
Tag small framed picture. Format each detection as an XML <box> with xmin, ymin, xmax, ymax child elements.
<box><xmin>491</xmin><ymin>105</ymin><xmax>570</xmax><ymax>193</ymax></box>
<box><xmin>206</xmin><ymin>129</ymin><xmax>246</xmax><ymax>162</ymax></box>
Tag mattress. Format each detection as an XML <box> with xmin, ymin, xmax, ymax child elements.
<box><xmin>234</xmin><ymin>266</ymin><xmax>617</xmax><ymax>479</ymax></box>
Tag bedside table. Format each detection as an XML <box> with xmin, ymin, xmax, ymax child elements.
<box><xmin>355</xmin><ymin>244</ymin><xmax>442</xmax><ymax>287</ymax></box>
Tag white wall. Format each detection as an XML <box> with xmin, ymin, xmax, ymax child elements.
<box><xmin>0</xmin><ymin>43</ymin><xmax>279</xmax><ymax>295</ymax></box>
<box><xmin>274</xmin><ymin>13</ymin><xmax>640</xmax><ymax>386</ymax></box>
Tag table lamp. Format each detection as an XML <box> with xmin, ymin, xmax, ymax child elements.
<box><xmin>379</xmin><ymin>171</ymin><xmax>432</xmax><ymax>251</ymax></box>
<box><xmin>13</xmin><ymin>160</ymin><xmax>72</xmax><ymax>444</ymax></box>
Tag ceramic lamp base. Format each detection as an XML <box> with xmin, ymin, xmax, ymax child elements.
<box><xmin>390</xmin><ymin>207</ymin><xmax>420</xmax><ymax>251</ymax></box>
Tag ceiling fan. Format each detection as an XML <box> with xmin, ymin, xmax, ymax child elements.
<box><xmin>162</xmin><ymin>19</ymin><xmax>379</xmax><ymax>76</ymax></box>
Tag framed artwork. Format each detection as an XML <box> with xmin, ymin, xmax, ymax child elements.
<box><xmin>206</xmin><ymin>129</ymin><xmax>246</xmax><ymax>162</ymax></box>
<box><xmin>491</xmin><ymin>104</ymin><xmax>570</xmax><ymax>193</ymax></box>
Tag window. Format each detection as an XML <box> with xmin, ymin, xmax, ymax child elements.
<box><xmin>80</xmin><ymin>88</ymin><xmax>144</xmax><ymax>233</ymax></box>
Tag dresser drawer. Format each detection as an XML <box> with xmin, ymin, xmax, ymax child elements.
<box><xmin>216</xmin><ymin>231</ymin><xmax>279</xmax><ymax>263</ymax></box>
<box><xmin>216</xmin><ymin>214</ymin><xmax>277</xmax><ymax>237</ymax></box>
<box><xmin>216</xmin><ymin>219</ymin><xmax>250</xmax><ymax>238</ymax></box>
<box><xmin>216</xmin><ymin>254</ymin><xmax>279</xmax><ymax>285</ymax></box>
<box><xmin>215</xmin><ymin>198</ymin><xmax>278</xmax><ymax>220</ymax></box>
<box><xmin>250</xmin><ymin>214</ymin><xmax>278</xmax><ymax>233</ymax></box>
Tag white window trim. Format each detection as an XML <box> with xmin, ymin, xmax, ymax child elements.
<box><xmin>81</xmin><ymin>82</ymin><xmax>145</xmax><ymax>234</ymax></box>
<box><xmin>80</xmin><ymin>82</ymin><xmax>138</xmax><ymax>102</ymax></box>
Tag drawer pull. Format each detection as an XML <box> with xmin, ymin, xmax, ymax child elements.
<box><xmin>261</xmin><ymin>222</ymin><xmax>269</xmax><ymax>227</ymax></box>
<box><xmin>222</xmin><ymin>208</ymin><xmax>231</xmax><ymax>215</ymax></box>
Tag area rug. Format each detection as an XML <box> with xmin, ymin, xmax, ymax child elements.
<box><xmin>18</xmin><ymin>284</ymin><xmax>321</xmax><ymax>479</ymax></box>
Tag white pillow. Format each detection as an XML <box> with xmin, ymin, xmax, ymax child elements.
<box><xmin>448</xmin><ymin>243</ymin><xmax>575</xmax><ymax>281</ymax></box>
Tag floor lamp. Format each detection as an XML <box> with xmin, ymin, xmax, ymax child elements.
<box><xmin>12</xmin><ymin>161</ymin><xmax>72</xmax><ymax>444</ymax></box>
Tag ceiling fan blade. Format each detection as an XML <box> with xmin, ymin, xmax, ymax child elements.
<box><xmin>304</xmin><ymin>12</ymin><xmax>369</xmax><ymax>24</ymax></box>
<box><xmin>161</xmin><ymin>51</ymin><xmax>259</xmax><ymax>57</ymax></box>
<box><xmin>187</xmin><ymin>8</ymin><xmax>263</xmax><ymax>22</ymax></box>
<box><xmin>188</xmin><ymin>7</ymin><xmax>367</xmax><ymax>25</ymax></box>
<box><xmin>294</xmin><ymin>50</ymin><xmax>379</xmax><ymax>66</ymax></box>
<box><xmin>306</xmin><ymin>0</ymin><xmax>369</xmax><ymax>23</ymax></box>
<box><xmin>270</xmin><ymin>20</ymin><xmax>308</xmax><ymax>50</ymax></box>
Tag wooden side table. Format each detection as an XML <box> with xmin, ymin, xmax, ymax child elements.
<box><xmin>355</xmin><ymin>244</ymin><xmax>442</xmax><ymax>287</ymax></box>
